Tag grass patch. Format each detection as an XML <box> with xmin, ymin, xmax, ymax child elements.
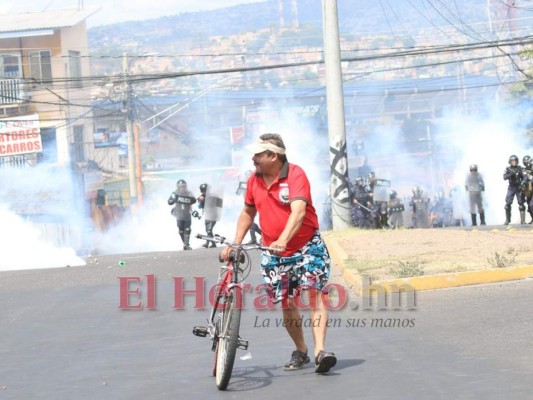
<box><xmin>442</xmin><ymin>265</ymin><xmax>468</xmax><ymax>273</ymax></box>
<box><xmin>389</xmin><ymin>260</ymin><xmax>425</xmax><ymax>278</ymax></box>
<box><xmin>487</xmin><ymin>251</ymin><xmax>516</xmax><ymax>269</ymax></box>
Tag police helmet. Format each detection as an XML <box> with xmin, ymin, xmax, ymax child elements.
<box><xmin>509</xmin><ymin>155</ymin><xmax>519</xmax><ymax>165</ymax></box>
<box><xmin>355</xmin><ymin>176</ymin><xmax>364</xmax><ymax>185</ymax></box>
<box><xmin>469</xmin><ymin>164</ymin><xmax>478</xmax><ymax>172</ymax></box>
<box><xmin>199</xmin><ymin>183</ymin><xmax>208</xmax><ymax>192</ymax></box>
<box><xmin>523</xmin><ymin>155</ymin><xmax>531</xmax><ymax>167</ymax></box>
<box><xmin>177</xmin><ymin>179</ymin><xmax>187</xmax><ymax>186</ymax></box>
<box><xmin>390</xmin><ymin>189</ymin><xmax>397</xmax><ymax>199</ymax></box>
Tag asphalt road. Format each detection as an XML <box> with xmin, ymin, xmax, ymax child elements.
<box><xmin>1</xmin><ymin>248</ymin><xmax>532</xmax><ymax>399</ymax></box>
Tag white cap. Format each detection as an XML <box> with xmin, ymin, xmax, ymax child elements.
<box><xmin>245</xmin><ymin>139</ymin><xmax>286</xmax><ymax>155</ymax></box>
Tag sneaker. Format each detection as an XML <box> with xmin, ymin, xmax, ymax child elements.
<box><xmin>314</xmin><ymin>350</ymin><xmax>337</xmax><ymax>373</ymax></box>
<box><xmin>183</xmin><ymin>245</ymin><xmax>192</xmax><ymax>250</ymax></box>
<box><xmin>283</xmin><ymin>349</ymin><xmax>310</xmax><ymax>371</ymax></box>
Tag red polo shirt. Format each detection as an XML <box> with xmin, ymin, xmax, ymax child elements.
<box><xmin>245</xmin><ymin>162</ymin><xmax>319</xmax><ymax>256</ymax></box>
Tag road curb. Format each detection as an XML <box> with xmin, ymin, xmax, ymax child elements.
<box><xmin>323</xmin><ymin>233</ymin><xmax>533</xmax><ymax>293</ymax></box>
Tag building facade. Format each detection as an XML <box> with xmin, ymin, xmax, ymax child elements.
<box><xmin>0</xmin><ymin>7</ymin><xmax>97</xmax><ymax>168</ymax></box>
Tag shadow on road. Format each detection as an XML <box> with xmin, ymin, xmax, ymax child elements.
<box><xmin>226</xmin><ymin>358</ymin><xmax>366</xmax><ymax>391</ymax></box>
<box><xmin>322</xmin><ymin>358</ymin><xmax>366</xmax><ymax>376</ymax></box>
<box><xmin>227</xmin><ymin>364</ymin><xmax>278</xmax><ymax>391</ymax></box>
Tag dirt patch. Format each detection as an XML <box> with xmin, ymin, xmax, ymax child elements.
<box><xmin>325</xmin><ymin>227</ymin><xmax>533</xmax><ymax>282</ymax></box>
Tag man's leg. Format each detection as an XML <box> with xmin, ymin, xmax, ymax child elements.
<box><xmin>282</xmin><ymin>298</ymin><xmax>307</xmax><ymax>354</ymax></box>
<box><xmin>283</xmin><ymin>290</ymin><xmax>330</xmax><ymax>356</ymax></box>
<box><xmin>177</xmin><ymin>220</ymin><xmax>185</xmax><ymax>247</ymax></box>
<box><xmin>518</xmin><ymin>193</ymin><xmax>526</xmax><ymax>224</ymax></box>
<box><xmin>308</xmin><ymin>288</ymin><xmax>337</xmax><ymax>373</ymax></box>
<box><xmin>281</xmin><ymin>296</ymin><xmax>311</xmax><ymax>371</ymax></box>
<box><xmin>248</xmin><ymin>222</ymin><xmax>261</xmax><ymax>244</ymax></box>
<box><xmin>183</xmin><ymin>222</ymin><xmax>192</xmax><ymax>250</ymax></box>
<box><xmin>504</xmin><ymin>187</ymin><xmax>513</xmax><ymax>225</ymax></box>
<box><xmin>208</xmin><ymin>221</ymin><xmax>217</xmax><ymax>247</ymax></box>
<box><xmin>308</xmin><ymin>289</ymin><xmax>328</xmax><ymax>357</ymax></box>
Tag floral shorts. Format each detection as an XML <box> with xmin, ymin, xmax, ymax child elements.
<box><xmin>260</xmin><ymin>230</ymin><xmax>331</xmax><ymax>304</ymax></box>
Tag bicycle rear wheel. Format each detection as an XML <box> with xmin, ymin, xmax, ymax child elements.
<box><xmin>215</xmin><ymin>286</ymin><xmax>242</xmax><ymax>390</ymax></box>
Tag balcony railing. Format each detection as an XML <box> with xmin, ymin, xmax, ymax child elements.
<box><xmin>0</xmin><ymin>78</ymin><xmax>27</xmax><ymax>105</ymax></box>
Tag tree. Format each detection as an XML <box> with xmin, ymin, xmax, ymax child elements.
<box><xmin>509</xmin><ymin>48</ymin><xmax>532</xmax><ymax>100</ymax></box>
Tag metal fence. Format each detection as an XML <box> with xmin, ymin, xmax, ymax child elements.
<box><xmin>0</xmin><ymin>78</ymin><xmax>25</xmax><ymax>104</ymax></box>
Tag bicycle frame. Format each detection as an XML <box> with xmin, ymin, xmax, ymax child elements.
<box><xmin>207</xmin><ymin>258</ymin><xmax>242</xmax><ymax>336</ymax></box>
<box><xmin>192</xmin><ymin>234</ymin><xmax>278</xmax><ymax>390</ymax></box>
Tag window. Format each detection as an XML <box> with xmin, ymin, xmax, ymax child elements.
<box><xmin>68</xmin><ymin>50</ymin><xmax>82</xmax><ymax>88</ymax></box>
<box><xmin>72</xmin><ymin>125</ymin><xmax>85</xmax><ymax>162</ymax></box>
<box><xmin>0</xmin><ymin>54</ymin><xmax>22</xmax><ymax>78</ymax></box>
<box><xmin>29</xmin><ymin>50</ymin><xmax>52</xmax><ymax>84</ymax></box>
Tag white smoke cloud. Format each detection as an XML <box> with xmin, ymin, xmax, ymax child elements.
<box><xmin>0</xmin><ymin>166</ymin><xmax>86</xmax><ymax>271</ymax></box>
<box><xmin>436</xmin><ymin>104</ymin><xmax>532</xmax><ymax>225</ymax></box>
<box><xmin>0</xmin><ymin>205</ymin><xmax>85</xmax><ymax>271</ymax></box>
<box><xmin>344</xmin><ymin>99</ymin><xmax>532</xmax><ymax>226</ymax></box>
<box><xmin>93</xmin><ymin>174</ymin><xmax>245</xmax><ymax>253</ymax></box>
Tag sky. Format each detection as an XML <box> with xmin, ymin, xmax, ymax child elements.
<box><xmin>0</xmin><ymin>0</ymin><xmax>265</xmax><ymax>26</ymax></box>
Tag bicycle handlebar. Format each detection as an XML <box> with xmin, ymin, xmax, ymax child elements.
<box><xmin>195</xmin><ymin>234</ymin><xmax>279</xmax><ymax>252</ymax></box>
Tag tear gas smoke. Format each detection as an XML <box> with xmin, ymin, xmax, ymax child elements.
<box><xmin>4</xmin><ymin>101</ymin><xmax>528</xmax><ymax>264</ymax></box>
<box><xmin>362</xmin><ymin>102</ymin><xmax>532</xmax><ymax>226</ymax></box>
<box><xmin>0</xmin><ymin>166</ymin><xmax>86</xmax><ymax>271</ymax></box>
<box><xmin>435</xmin><ymin>105</ymin><xmax>532</xmax><ymax>225</ymax></box>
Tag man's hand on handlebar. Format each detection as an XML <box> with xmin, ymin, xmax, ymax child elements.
<box><xmin>269</xmin><ymin>239</ymin><xmax>287</xmax><ymax>255</ymax></box>
<box><xmin>219</xmin><ymin>246</ymin><xmax>234</xmax><ymax>262</ymax></box>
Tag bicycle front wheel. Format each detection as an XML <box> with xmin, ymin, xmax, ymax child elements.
<box><xmin>215</xmin><ymin>286</ymin><xmax>242</xmax><ymax>390</ymax></box>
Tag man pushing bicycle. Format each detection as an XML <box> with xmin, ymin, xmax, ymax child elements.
<box><xmin>220</xmin><ymin>133</ymin><xmax>337</xmax><ymax>374</ymax></box>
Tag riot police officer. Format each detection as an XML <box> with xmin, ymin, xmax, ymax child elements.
<box><xmin>521</xmin><ymin>155</ymin><xmax>533</xmax><ymax>224</ymax></box>
<box><xmin>465</xmin><ymin>164</ymin><xmax>486</xmax><ymax>226</ymax></box>
<box><xmin>197</xmin><ymin>183</ymin><xmax>217</xmax><ymax>248</ymax></box>
<box><xmin>388</xmin><ymin>189</ymin><xmax>404</xmax><ymax>229</ymax></box>
<box><xmin>351</xmin><ymin>176</ymin><xmax>372</xmax><ymax>228</ymax></box>
<box><xmin>367</xmin><ymin>172</ymin><xmax>389</xmax><ymax>229</ymax></box>
<box><xmin>168</xmin><ymin>179</ymin><xmax>196</xmax><ymax>250</ymax></box>
<box><xmin>503</xmin><ymin>155</ymin><xmax>525</xmax><ymax>225</ymax></box>
<box><xmin>410</xmin><ymin>186</ymin><xmax>430</xmax><ymax>228</ymax></box>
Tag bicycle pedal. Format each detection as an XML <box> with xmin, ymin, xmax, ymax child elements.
<box><xmin>237</xmin><ymin>337</ymin><xmax>249</xmax><ymax>350</ymax></box>
<box><xmin>193</xmin><ymin>326</ymin><xmax>208</xmax><ymax>337</ymax></box>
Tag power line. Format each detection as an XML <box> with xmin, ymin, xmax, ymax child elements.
<box><xmin>3</xmin><ymin>34</ymin><xmax>531</xmax><ymax>109</ymax></box>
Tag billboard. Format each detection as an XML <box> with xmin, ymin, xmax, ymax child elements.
<box><xmin>0</xmin><ymin>114</ymin><xmax>42</xmax><ymax>156</ymax></box>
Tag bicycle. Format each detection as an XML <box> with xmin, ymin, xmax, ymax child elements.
<box><xmin>192</xmin><ymin>234</ymin><xmax>278</xmax><ymax>390</ymax></box>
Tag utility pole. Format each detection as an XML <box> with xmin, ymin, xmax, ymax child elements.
<box><xmin>486</xmin><ymin>0</ymin><xmax>493</xmax><ymax>34</ymax></box>
<box><xmin>323</xmin><ymin>0</ymin><xmax>351</xmax><ymax>230</ymax></box>
<box><xmin>278</xmin><ymin>0</ymin><xmax>285</xmax><ymax>28</ymax></box>
<box><xmin>122</xmin><ymin>53</ymin><xmax>137</xmax><ymax>207</ymax></box>
<box><xmin>134</xmin><ymin>122</ymin><xmax>143</xmax><ymax>206</ymax></box>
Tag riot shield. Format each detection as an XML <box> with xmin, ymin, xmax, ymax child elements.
<box><xmin>373</xmin><ymin>179</ymin><xmax>391</xmax><ymax>202</ymax></box>
<box><xmin>204</xmin><ymin>185</ymin><xmax>224</xmax><ymax>222</ymax></box>
<box><xmin>414</xmin><ymin>197</ymin><xmax>430</xmax><ymax>228</ymax></box>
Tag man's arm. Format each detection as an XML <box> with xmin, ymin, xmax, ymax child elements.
<box><xmin>168</xmin><ymin>192</ymin><xmax>176</xmax><ymax>205</ymax></box>
<box><xmin>504</xmin><ymin>168</ymin><xmax>512</xmax><ymax>180</ymax></box>
<box><xmin>220</xmin><ymin>205</ymin><xmax>257</xmax><ymax>261</ymax></box>
<box><xmin>270</xmin><ymin>199</ymin><xmax>307</xmax><ymax>251</ymax></box>
<box><xmin>233</xmin><ymin>205</ymin><xmax>257</xmax><ymax>244</ymax></box>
